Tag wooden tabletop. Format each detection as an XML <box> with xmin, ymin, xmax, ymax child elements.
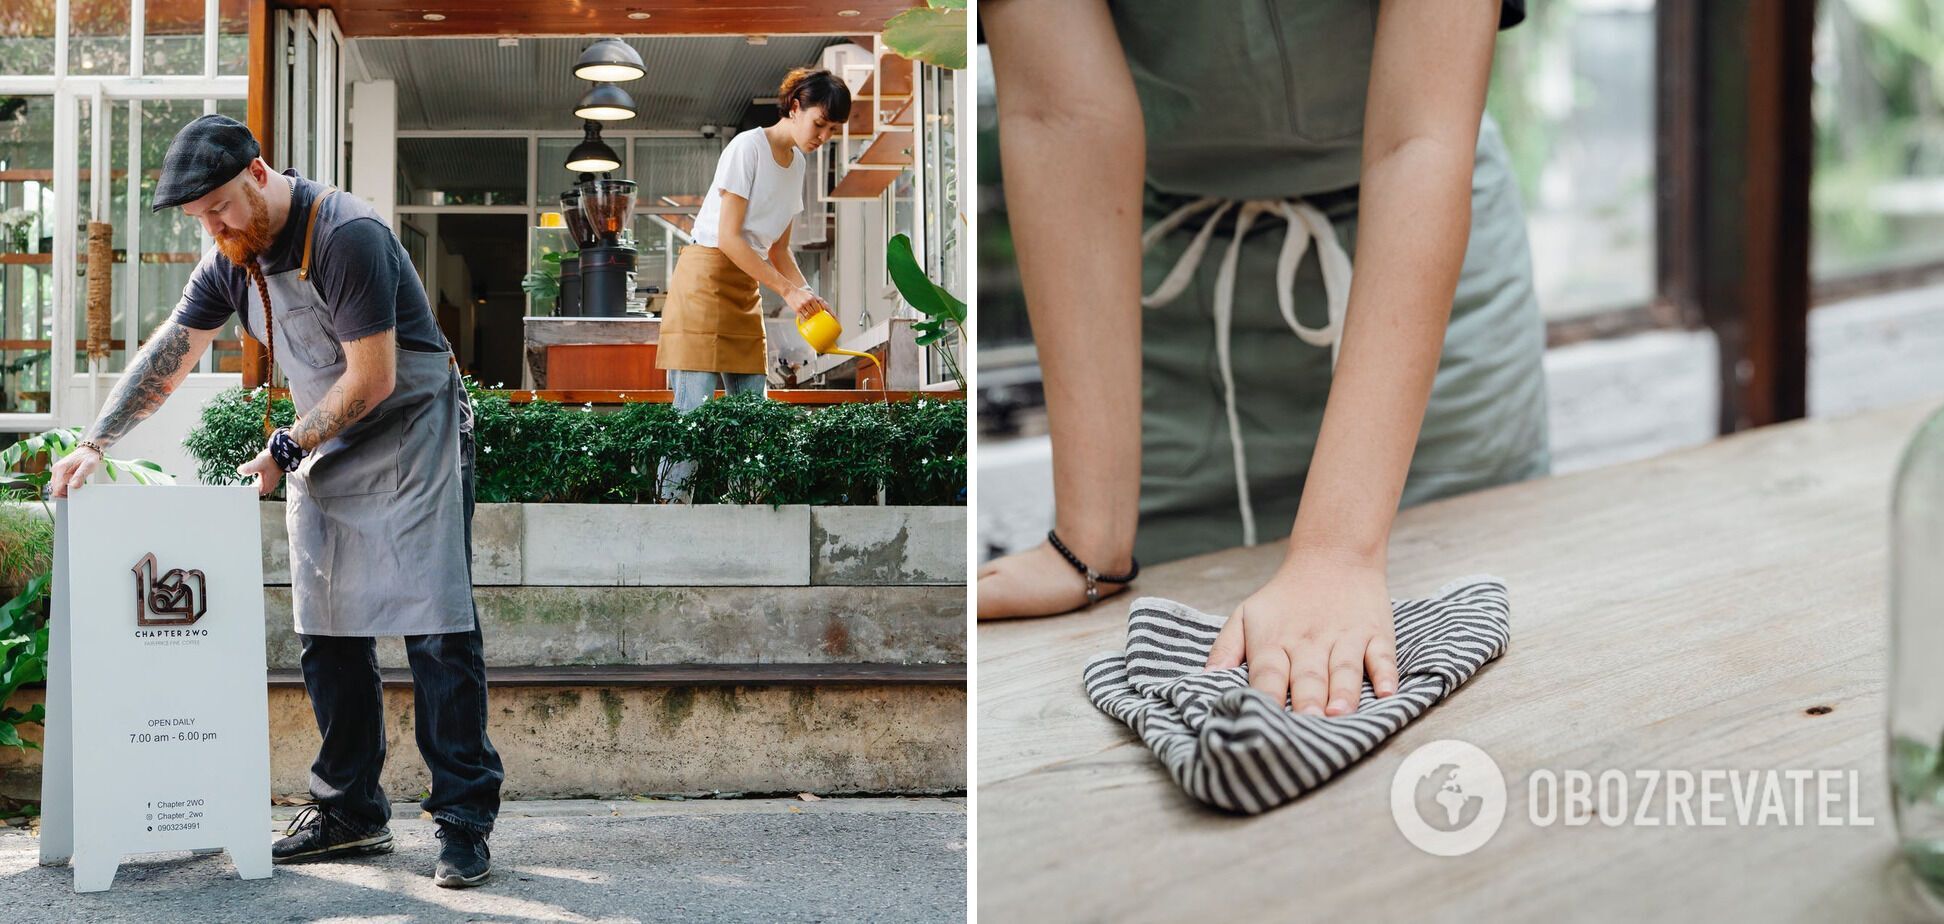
<box><xmin>977</xmin><ymin>399</ymin><xmax>1944</xmax><ymax>922</ymax></box>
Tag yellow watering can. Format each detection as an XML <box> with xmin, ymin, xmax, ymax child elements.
<box><xmin>797</xmin><ymin>309</ymin><xmax>885</xmax><ymax>389</ymax></box>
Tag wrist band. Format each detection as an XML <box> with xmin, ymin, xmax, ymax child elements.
<box><xmin>75</xmin><ymin>439</ymin><xmax>105</xmax><ymax>456</ymax></box>
<box><xmin>267</xmin><ymin>427</ymin><xmax>307</xmax><ymax>473</ymax></box>
<box><xmin>1047</xmin><ymin>529</ymin><xmax>1140</xmax><ymax>605</ymax></box>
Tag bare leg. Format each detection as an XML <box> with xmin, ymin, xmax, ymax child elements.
<box><xmin>978</xmin><ymin>0</ymin><xmax>1145</xmax><ymax>619</ymax></box>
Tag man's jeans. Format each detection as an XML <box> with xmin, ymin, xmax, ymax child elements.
<box><xmin>297</xmin><ymin>430</ymin><xmax>504</xmax><ymax>836</ymax></box>
<box><xmin>658</xmin><ymin>368</ymin><xmax>768</xmax><ymax>502</ymax></box>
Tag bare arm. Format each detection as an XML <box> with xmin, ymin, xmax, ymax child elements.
<box><xmin>766</xmin><ymin>222</ymin><xmax>810</xmax><ymax>292</ymax></box>
<box><xmin>1206</xmin><ymin>0</ymin><xmax>1503</xmax><ymax>716</ymax></box>
<box><xmin>290</xmin><ymin>328</ymin><xmax>395</xmax><ymax>451</ymax></box>
<box><xmin>83</xmin><ymin>319</ymin><xmax>219</xmax><ymax>450</ymax></box>
<box><xmin>976</xmin><ymin>0</ymin><xmax>1145</xmax><ymax>619</ymax></box>
<box><xmin>714</xmin><ymin>192</ymin><xmax>806</xmax><ymax>297</ymax></box>
<box><xmin>1289</xmin><ymin>0</ymin><xmax>1500</xmax><ymax>565</ymax></box>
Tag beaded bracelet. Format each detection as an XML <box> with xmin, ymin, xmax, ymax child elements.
<box><xmin>1046</xmin><ymin>529</ymin><xmax>1140</xmax><ymax>605</ymax></box>
<box><xmin>267</xmin><ymin>428</ymin><xmax>307</xmax><ymax>473</ymax></box>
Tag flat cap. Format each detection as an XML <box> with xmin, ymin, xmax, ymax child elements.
<box><xmin>150</xmin><ymin>114</ymin><xmax>260</xmax><ymax>212</ymax></box>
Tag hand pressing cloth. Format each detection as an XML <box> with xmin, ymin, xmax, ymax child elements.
<box><xmin>1083</xmin><ymin>575</ymin><xmax>1511</xmax><ymax>814</ymax></box>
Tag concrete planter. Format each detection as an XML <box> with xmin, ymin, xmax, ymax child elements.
<box><xmin>260</xmin><ymin>501</ymin><xmax>965</xmax><ymax>588</ymax></box>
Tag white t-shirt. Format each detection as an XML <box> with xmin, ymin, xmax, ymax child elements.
<box><xmin>691</xmin><ymin>128</ymin><xmax>806</xmax><ymax>253</ymax></box>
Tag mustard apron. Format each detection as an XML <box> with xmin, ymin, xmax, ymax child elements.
<box><xmin>242</xmin><ymin>182</ymin><xmax>474</xmax><ymax>636</ymax></box>
<box><xmin>1114</xmin><ymin>0</ymin><xmax>1552</xmax><ymax>564</ymax></box>
<box><xmin>655</xmin><ymin>244</ymin><xmax>767</xmax><ymax>376</ymax></box>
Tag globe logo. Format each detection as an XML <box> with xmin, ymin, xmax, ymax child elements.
<box><xmin>1390</xmin><ymin>739</ymin><xmax>1506</xmax><ymax>856</ymax></box>
<box><xmin>1414</xmin><ymin>761</ymin><xmax>1484</xmax><ymax>832</ymax></box>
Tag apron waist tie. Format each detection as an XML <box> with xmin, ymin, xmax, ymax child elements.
<box><xmin>1141</xmin><ymin>195</ymin><xmax>1356</xmax><ymax>547</ymax></box>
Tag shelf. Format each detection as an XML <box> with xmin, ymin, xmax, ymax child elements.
<box><xmin>828</xmin><ymin>167</ymin><xmax>902</xmax><ymax>200</ymax></box>
<box><xmin>0</xmin><ymin>251</ymin><xmax>201</xmax><ymax>265</ymax></box>
<box><xmin>856</xmin><ymin>57</ymin><xmax>914</xmax><ymax>100</ymax></box>
<box><xmin>857</xmin><ymin>130</ymin><xmax>914</xmax><ymax>168</ymax></box>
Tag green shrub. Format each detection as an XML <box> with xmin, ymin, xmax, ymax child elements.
<box><xmin>675</xmin><ymin>391</ymin><xmax>808</xmax><ymax>505</ymax></box>
<box><xmin>797</xmin><ymin>400</ymin><xmax>898</xmax><ymax>505</ymax></box>
<box><xmin>470</xmin><ymin>391</ymin><xmax>609</xmax><ymax>504</ymax></box>
<box><xmin>597</xmin><ymin>401</ymin><xmax>685</xmax><ymax>502</ymax></box>
<box><xmin>0</xmin><ymin>503</ymin><xmax>51</xmax><ymax>601</ymax></box>
<box><xmin>889</xmin><ymin>398</ymin><xmax>967</xmax><ymax>505</ymax></box>
<box><xmin>184</xmin><ymin>386</ymin><xmax>967</xmax><ymax>506</ymax></box>
<box><xmin>180</xmin><ymin>386</ymin><xmax>295</xmax><ymax>491</ymax></box>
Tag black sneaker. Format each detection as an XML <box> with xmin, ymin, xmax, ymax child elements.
<box><xmin>271</xmin><ymin>804</ymin><xmax>394</xmax><ymax>864</ymax></box>
<box><xmin>433</xmin><ymin>823</ymin><xmax>491</xmax><ymax>888</ymax></box>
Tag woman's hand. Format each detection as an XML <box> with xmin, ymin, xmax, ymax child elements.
<box><xmin>237</xmin><ymin>449</ymin><xmax>283</xmax><ymax>498</ymax></box>
<box><xmin>977</xmin><ymin>540</ymin><xmax>1132</xmax><ymax>620</ymax></box>
<box><xmin>1206</xmin><ymin>550</ymin><xmax>1401</xmax><ymax>715</ymax></box>
<box><xmin>785</xmin><ymin>286</ymin><xmax>827</xmax><ymax>321</ymax></box>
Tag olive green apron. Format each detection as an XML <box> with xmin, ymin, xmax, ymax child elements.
<box><xmin>1113</xmin><ymin>0</ymin><xmax>1552</xmax><ymax>565</ymax></box>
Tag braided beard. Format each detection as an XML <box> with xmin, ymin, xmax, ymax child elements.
<box><xmin>214</xmin><ymin>179</ymin><xmax>275</xmax><ymax>267</ymax></box>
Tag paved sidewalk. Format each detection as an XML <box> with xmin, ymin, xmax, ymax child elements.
<box><xmin>0</xmin><ymin>797</ymin><xmax>966</xmax><ymax>923</ymax></box>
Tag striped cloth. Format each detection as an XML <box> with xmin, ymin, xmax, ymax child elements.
<box><xmin>1083</xmin><ymin>575</ymin><xmax>1512</xmax><ymax>814</ymax></box>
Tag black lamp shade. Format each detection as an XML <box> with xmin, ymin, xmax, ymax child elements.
<box><xmin>574</xmin><ymin>39</ymin><xmax>645</xmax><ymax>82</ymax></box>
<box><xmin>575</xmin><ymin>83</ymin><xmax>638</xmax><ymax>121</ymax></box>
<box><xmin>565</xmin><ymin>123</ymin><xmax>622</xmax><ymax>172</ymax></box>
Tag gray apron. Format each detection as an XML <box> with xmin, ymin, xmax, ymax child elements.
<box><xmin>1113</xmin><ymin>0</ymin><xmax>1553</xmax><ymax>565</ymax></box>
<box><xmin>242</xmin><ymin>186</ymin><xmax>473</xmax><ymax>637</ymax></box>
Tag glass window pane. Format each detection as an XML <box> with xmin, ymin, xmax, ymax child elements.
<box><xmin>536</xmin><ymin>138</ymin><xmax>581</xmax><ymax>210</ymax></box>
<box><xmin>145</xmin><ymin>0</ymin><xmax>204</xmax><ymax>75</ymax></box>
<box><xmin>1486</xmin><ymin>1</ymin><xmax>1656</xmax><ymax>321</ymax></box>
<box><xmin>1813</xmin><ymin>1</ymin><xmax>1944</xmax><ymax>280</ymax></box>
<box><xmin>0</xmin><ymin>1</ymin><xmax>59</xmax><ymax>76</ymax></box>
<box><xmin>0</xmin><ymin>95</ymin><xmax>55</xmax><ymax>414</ymax></box>
<box><xmin>207</xmin><ymin>98</ymin><xmax>246</xmax><ymax>373</ymax></box>
<box><xmin>75</xmin><ymin>99</ymin><xmax>129</xmax><ymax>373</ymax></box>
<box><xmin>631</xmin><ymin>137</ymin><xmax>725</xmax><ymax>205</ymax></box>
<box><xmin>69</xmin><ymin>0</ymin><xmax>132</xmax><ymax>76</ymax></box>
<box><xmin>399</xmin><ymin>138</ymin><xmax>528</xmax><ymax>206</ymax></box>
<box><xmin>217</xmin><ymin>0</ymin><xmax>248</xmax><ymax>76</ymax></box>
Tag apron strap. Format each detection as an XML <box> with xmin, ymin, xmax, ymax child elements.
<box><xmin>256</xmin><ymin>186</ymin><xmax>335</xmax><ymax>435</ymax></box>
<box><xmin>298</xmin><ymin>188</ymin><xmax>336</xmax><ymax>282</ymax></box>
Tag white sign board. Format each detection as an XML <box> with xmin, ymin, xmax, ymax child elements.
<box><xmin>38</xmin><ymin>485</ymin><xmax>273</xmax><ymax>892</ymax></box>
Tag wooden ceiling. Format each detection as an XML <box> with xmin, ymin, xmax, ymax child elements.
<box><xmin>298</xmin><ymin>1</ymin><xmax>921</xmax><ymax>37</ymax></box>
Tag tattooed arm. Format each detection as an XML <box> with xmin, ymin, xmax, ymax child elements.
<box><xmin>232</xmin><ymin>328</ymin><xmax>395</xmax><ymax>497</ymax></box>
<box><xmin>291</xmin><ymin>328</ymin><xmax>396</xmax><ymax>451</ymax></box>
<box><xmin>47</xmin><ymin>320</ymin><xmax>218</xmax><ymax>497</ymax></box>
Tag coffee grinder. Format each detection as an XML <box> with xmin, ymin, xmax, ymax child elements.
<box><xmin>557</xmin><ymin>188</ymin><xmax>596</xmax><ymax>316</ymax></box>
<box><xmin>574</xmin><ymin>177</ymin><xmax>638</xmax><ymax>318</ymax></box>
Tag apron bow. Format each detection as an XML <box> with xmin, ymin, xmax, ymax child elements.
<box><xmin>1141</xmin><ymin>195</ymin><xmax>1356</xmax><ymax>547</ymax></box>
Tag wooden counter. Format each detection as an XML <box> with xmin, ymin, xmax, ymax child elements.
<box><xmin>978</xmin><ymin>399</ymin><xmax>1944</xmax><ymax>921</ymax></box>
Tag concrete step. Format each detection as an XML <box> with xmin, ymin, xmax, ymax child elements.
<box><xmin>0</xmin><ymin>664</ymin><xmax>966</xmax><ymax>801</ymax></box>
<box><xmin>261</xmin><ymin>584</ymin><xmax>966</xmax><ymax>669</ymax></box>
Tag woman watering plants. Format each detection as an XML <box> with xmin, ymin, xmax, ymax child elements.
<box><xmin>978</xmin><ymin>0</ymin><xmax>1550</xmax><ymax>718</ymax></box>
<box><xmin>656</xmin><ymin>67</ymin><xmax>850</xmax><ymax>501</ymax></box>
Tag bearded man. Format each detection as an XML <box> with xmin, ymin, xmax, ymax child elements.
<box><xmin>46</xmin><ymin>114</ymin><xmax>502</xmax><ymax>888</ymax></box>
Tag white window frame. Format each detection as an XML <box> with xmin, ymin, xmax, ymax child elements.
<box><xmin>0</xmin><ymin>0</ymin><xmax>246</xmax><ymax>433</ymax></box>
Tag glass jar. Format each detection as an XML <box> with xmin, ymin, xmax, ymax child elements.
<box><xmin>1891</xmin><ymin>405</ymin><xmax>1944</xmax><ymax>895</ymax></box>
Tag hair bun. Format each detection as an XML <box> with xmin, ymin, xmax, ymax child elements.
<box><xmin>779</xmin><ymin>66</ymin><xmax>816</xmax><ymax>100</ymax></box>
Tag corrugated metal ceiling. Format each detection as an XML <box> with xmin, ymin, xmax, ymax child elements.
<box><xmin>353</xmin><ymin>35</ymin><xmax>841</xmax><ymax>132</ymax></box>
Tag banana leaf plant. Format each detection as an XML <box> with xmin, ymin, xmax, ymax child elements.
<box><xmin>882</xmin><ymin>0</ymin><xmax>968</xmax><ymax>70</ymax></box>
<box><xmin>886</xmin><ymin>233</ymin><xmax>966</xmax><ymax>391</ymax></box>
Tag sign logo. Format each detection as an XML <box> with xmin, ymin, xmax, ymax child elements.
<box><xmin>132</xmin><ymin>553</ymin><xmax>207</xmax><ymax>626</ymax></box>
<box><xmin>1390</xmin><ymin>738</ymin><xmax>1507</xmax><ymax>856</ymax></box>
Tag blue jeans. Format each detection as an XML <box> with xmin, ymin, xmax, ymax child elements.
<box><xmin>297</xmin><ymin>430</ymin><xmax>504</xmax><ymax>836</ymax></box>
<box><xmin>658</xmin><ymin>368</ymin><xmax>767</xmax><ymax>502</ymax></box>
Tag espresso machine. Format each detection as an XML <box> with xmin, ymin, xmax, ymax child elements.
<box><xmin>559</xmin><ymin>177</ymin><xmax>638</xmax><ymax>317</ymax></box>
